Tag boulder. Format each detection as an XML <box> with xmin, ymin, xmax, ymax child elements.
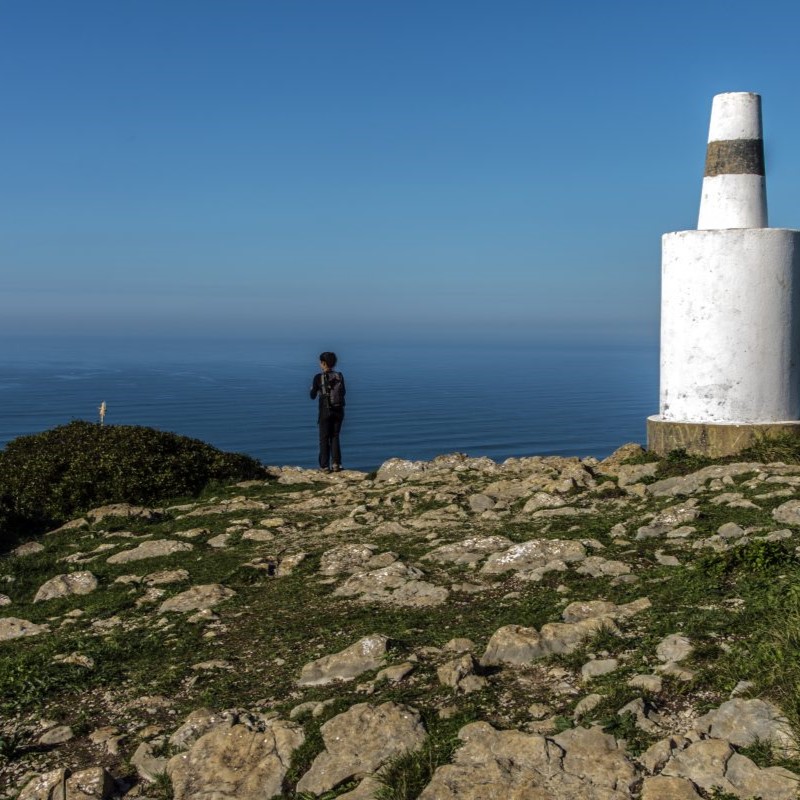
<box><xmin>298</xmin><ymin>634</ymin><xmax>389</xmax><ymax>686</ymax></box>
<box><xmin>168</xmin><ymin>719</ymin><xmax>304</xmax><ymax>800</ymax></box>
<box><xmin>0</xmin><ymin>617</ymin><xmax>47</xmax><ymax>641</ymax></box>
<box><xmin>107</xmin><ymin>539</ymin><xmax>193</xmax><ymax>564</ymax></box>
<box><xmin>158</xmin><ymin>584</ymin><xmax>235</xmax><ymax>614</ymax></box>
<box><xmin>296</xmin><ymin>702</ymin><xmax>426</xmax><ymax>795</ymax></box>
<box><xmin>481</xmin><ymin>539</ymin><xmax>587</xmax><ymax>574</ymax></box>
<box><xmin>33</xmin><ymin>572</ymin><xmax>98</xmax><ymax>603</ymax></box>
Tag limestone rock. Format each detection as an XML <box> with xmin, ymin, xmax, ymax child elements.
<box><xmin>167</xmin><ymin>719</ymin><xmax>304</xmax><ymax>800</ymax></box>
<box><xmin>481</xmin><ymin>617</ymin><xmax>619</xmax><ymax>667</ymax></box>
<box><xmin>158</xmin><ymin>584</ymin><xmax>235</xmax><ymax>614</ymax></box>
<box><xmin>334</xmin><ymin>562</ymin><xmax>448</xmax><ymax>607</ymax></box>
<box><xmin>772</xmin><ymin>499</ymin><xmax>800</xmax><ymax>526</ymax></box>
<box><xmin>425</xmin><ymin>536</ymin><xmax>513</xmax><ymax>565</ymax></box>
<box><xmin>0</xmin><ymin>616</ymin><xmax>47</xmax><ymax>641</ymax></box>
<box><xmin>86</xmin><ymin>503</ymin><xmax>160</xmax><ymax>523</ymax></box>
<box><xmin>298</xmin><ymin>634</ymin><xmax>389</xmax><ymax>686</ymax></box>
<box><xmin>576</xmin><ymin>556</ymin><xmax>631</xmax><ymax>578</ymax></box>
<box><xmin>693</xmin><ymin>698</ymin><xmax>798</xmax><ymax>756</ymax></box>
<box><xmin>376</xmin><ymin>458</ymin><xmax>427</xmax><ymax>480</ymax></box>
<box><xmin>662</xmin><ymin>738</ymin><xmax>799</xmax><ymax>800</ymax></box>
<box><xmin>169</xmin><ymin>708</ymin><xmax>231</xmax><ymax>752</ymax></box>
<box><xmin>107</xmin><ymin>539</ymin><xmax>193</xmax><ymax>564</ymax></box>
<box><xmin>656</xmin><ymin>634</ymin><xmax>693</xmax><ymax>664</ymax></box>
<box><xmin>419</xmin><ymin>721</ymin><xmax>636</xmax><ymax>799</ymax></box>
<box><xmin>562</xmin><ymin>597</ymin><xmax>651</xmax><ymax>623</ymax></box>
<box><xmin>437</xmin><ymin>654</ymin><xmax>487</xmax><ymax>693</ymax></box>
<box><xmin>581</xmin><ymin>658</ymin><xmax>619</xmax><ymax>681</ymax></box>
<box><xmin>132</xmin><ymin>741</ymin><xmax>168</xmax><ymax>783</ymax></box>
<box><xmin>521</xmin><ymin>492</ymin><xmax>567</xmax><ymax>513</ymax></box>
<box><xmin>636</xmin><ymin>502</ymin><xmax>700</xmax><ymax>539</ymax></box>
<box><xmin>144</xmin><ymin>569</ymin><xmax>190</xmax><ymax>586</ymax></box>
<box><xmin>320</xmin><ymin>543</ymin><xmax>380</xmax><ymax>575</ymax></box>
<box><xmin>12</xmin><ymin>541</ymin><xmax>44</xmax><ymax>557</ymax></box>
<box><xmin>640</xmin><ymin>775</ymin><xmax>701</xmax><ymax>800</ymax></box>
<box><xmin>34</xmin><ymin>572</ymin><xmax>98</xmax><ymax>603</ymax></box>
<box><xmin>17</xmin><ymin>770</ymin><xmax>68</xmax><ymax>800</ymax></box>
<box><xmin>481</xmin><ymin>539</ymin><xmax>587</xmax><ymax>575</ymax></box>
<box><xmin>296</xmin><ymin>702</ymin><xmax>426</xmax><ymax>795</ymax></box>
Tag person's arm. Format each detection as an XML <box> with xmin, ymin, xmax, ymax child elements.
<box><xmin>310</xmin><ymin>374</ymin><xmax>320</xmax><ymax>399</ymax></box>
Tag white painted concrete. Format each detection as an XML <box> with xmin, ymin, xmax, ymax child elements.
<box><xmin>660</xmin><ymin>228</ymin><xmax>800</xmax><ymax>423</ymax></box>
<box><xmin>698</xmin><ymin>92</ymin><xmax>766</xmax><ymax>230</ymax></box>
<box><xmin>698</xmin><ymin>174</ymin><xmax>767</xmax><ymax>230</ymax></box>
<box><xmin>706</xmin><ymin>92</ymin><xmax>762</xmax><ymax>142</ymax></box>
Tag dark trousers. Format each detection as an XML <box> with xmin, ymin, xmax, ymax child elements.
<box><xmin>319</xmin><ymin>409</ymin><xmax>344</xmax><ymax>469</ymax></box>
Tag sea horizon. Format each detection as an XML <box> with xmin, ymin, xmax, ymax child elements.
<box><xmin>0</xmin><ymin>334</ymin><xmax>660</xmax><ymax>471</ymax></box>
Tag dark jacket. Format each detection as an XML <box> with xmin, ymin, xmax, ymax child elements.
<box><xmin>310</xmin><ymin>371</ymin><xmax>346</xmax><ymax>418</ymax></box>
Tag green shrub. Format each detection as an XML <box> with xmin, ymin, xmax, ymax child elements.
<box><xmin>0</xmin><ymin>421</ymin><xmax>265</xmax><ymax>541</ymax></box>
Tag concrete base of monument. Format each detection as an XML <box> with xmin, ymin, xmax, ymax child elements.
<box><xmin>647</xmin><ymin>416</ymin><xmax>800</xmax><ymax>458</ymax></box>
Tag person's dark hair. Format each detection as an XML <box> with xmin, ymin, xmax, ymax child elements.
<box><xmin>319</xmin><ymin>351</ymin><xmax>338</xmax><ymax>368</ymax></box>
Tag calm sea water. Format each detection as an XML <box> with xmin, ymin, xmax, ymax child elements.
<box><xmin>0</xmin><ymin>337</ymin><xmax>658</xmax><ymax>472</ymax></box>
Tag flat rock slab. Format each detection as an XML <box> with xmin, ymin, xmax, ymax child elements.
<box><xmin>481</xmin><ymin>539</ymin><xmax>587</xmax><ymax>574</ymax></box>
<box><xmin>167</xmin><ymin>719</ymin><xmax>304</xmax><ymax>800</ymax></box>
<box><xmin>297</xmin><ymin>702</ymin><xmax>427</xmax><ymax>795</ymax></box>
<box><xmin>0</xmin><ymin>617</ymin><xmax>48</xmax><ymax>641</ymax></box>
<box><xmin>481</xmin><ymin>617</ymin><xmax>621</xmax><ymax>667</ymax></box>
<box><xmin>87</xmin><ymin>503</ymin><xmax>160</xmax><ymax>523</ymax></box>
<box><xmin>662</xmin><ymin>738</ymin><xmax>798</xmax><ymax>800</ymax></box>
<box><xmin>107</xmin><ymin>539</ymin><xmax>193</xmax><ymax>564</ymax></box>
<box><xmin>298</xmin><ymin>634</ymin><xmax>389</xmax><ymax>686</ymax></box>
<box><xmin>425</xmin><ymin>536</ymin><xmax>513</xmax><ymax>565</ymax></box>
<box><xmin>320</xmin><ymin>543</ymin><xmax>380</xmax><ymax>576</ymax></box>
<box><xmin>694</xmin><ymin>698</ymin><xmax>798</xmax><ymax>755</ymax></box>
<box><xmin>772</xmin><ymin>499</ymin><xmax>800</xmax><ymax>526</ymax></box>
<box><xmin>418</xmin><ymin>722</ymin><xmax>636</xmax><ymax>799</ymax></box>
<box><xmin>334</xmin><ymin>561</ymin><xmax>449</xmax><ymax>607</ymax></box>
<box><xmin>12</xmin><ymin>541</ymin><xmax>45</xmax><ymax>557</ymax></box>
<box><xmin>34</xmin><ymin>571</ymin><xmax>98</xmax><ymax>603</ymax></box>
<box><xmin>159</xmin><ymin>584</ymin><xmax>236</xmax><ymax>614</ymax></box>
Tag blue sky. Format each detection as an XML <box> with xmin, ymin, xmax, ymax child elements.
<box><xmin>3</xmin><ymin>0</ymin><xmax>800</xmax><ymax>344</ymax></box>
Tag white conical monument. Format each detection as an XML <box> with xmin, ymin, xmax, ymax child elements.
<box><xmin>648</xmin><ymin>92</ymin><xmax>800</xmax><ymax>456</ymax></box>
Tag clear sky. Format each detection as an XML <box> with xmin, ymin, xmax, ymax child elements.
<box><xmin>3</xmin><ymin>0</ymin><xmax>800</xmax><ymax>345</ymax></box>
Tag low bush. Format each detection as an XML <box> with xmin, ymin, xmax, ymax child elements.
<box><xmin>0</xmin><ymin>421</ymin><xmax>265</xmax><ymax>543</ymax></box>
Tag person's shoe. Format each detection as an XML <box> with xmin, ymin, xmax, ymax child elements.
<box><xmin>319</xmin><ymin>467</ymin><xmax>332</xmax><ymax>474</ymax></box>
<box><xmin>332</xmin><ymin>464</ymin><xmax>342</xmax><ymax>472</ymax></box>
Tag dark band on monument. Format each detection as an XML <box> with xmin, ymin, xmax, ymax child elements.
<box><xmin>704</xmin><ymin>139</ymin><xmax>765</xmax><ymax>177</ymax></box>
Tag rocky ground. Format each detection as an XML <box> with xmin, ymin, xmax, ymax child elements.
<box><xmin>3</xmin><ymin>445</ymin><xmax>800</xmax><ymax>799</ymax></box>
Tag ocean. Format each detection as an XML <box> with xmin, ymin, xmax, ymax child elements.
<box><xmin>0</xmin><ymin>336</ymin><xmax>659</xmax><ymax>472</ymax></box>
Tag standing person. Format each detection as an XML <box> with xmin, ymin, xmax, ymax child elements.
<box><xmin>310</xmin><ymin>351</ymin><xmax>346</xmax><ymax>472</ymax></box>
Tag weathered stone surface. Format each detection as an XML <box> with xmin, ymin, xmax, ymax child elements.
<box><xmin>107</xmin><ymin>539</ymin><xmax>193</xmax><ymax>564</ymax></box>
<box><xmin>34</xmin><ymin>571</ymin><xmax>98</xmax><ymax>603</ymax></box>
<box><xmin>132</xmin><ymin>741</ymin><xmax>168</xmax><ymax>782</ymax></box>
<box><xmin>66</xmin><ymin>768</ymin><xmax>115</xmax><ymax>800</ymax></box>
<box><xmin>562</xmin><ymin>598</ymin><xmax>651</xmax><ymax>623</ymax></box>
<box><xmin>87</xmin><ymin>503</ymin><xmax>160</xmax><ymax>522</ymax></box>
<box><xmin>0</xmin><ymin>594</ymin><xmax>11</xmax><ymax>606</ymax></box>
<box><xmin>656</xmin><ymin>634</ymin><xmax>693</xmax><ymax>664</ymax></box>
<box><xmin>662</xmin><ymin>738</ymin><xmax>799</xmax><ymax>800</ymax></box>
<box><xmin>298</xmin><ymin>634</ymin><xmax>389</xmax><ymax>686</ymax></box>
<box><xmin>334</xmin><ymin>562</ymin><xmax>448</xmax><ymax>607</ymax></box>
<box><xmin>169</xmin><ymin>708</ymin><xmax>230</xmax><ymax>751</ymax></box>
<box><xmin>640</xmin><ymin>775</ymin><xmax>701</xmax><ymax>800</ymax></box>
<box><xmin>521</xmin><ymin>492</ymin><xmax>567</xmax><ymax>513</ymax></box>
<box><xmin>694</xmin><ymin>698</ymin><xmax>798</xmax><ymax>755</ymax></box>
<box><xmin>646</xmin><ymin>463</ymin><xmax>762</xmax><ymax>497</ymax></box>
<box><xmin>17</xmin><ymin>770</ymin><xmax>67</xmax><ymax>800</ymax></box>
<box><xmin>481</xmin><ymin>539</ymin><xmax>587</xmax><ymax>574</ymax></box>
<box><xmin>576</xmin><ymin>556</ymin><xmax>631</xmax><ymax>578</ymax></box>
<box><xmin>437</xmin><ymin>654</ymin><xmax>487</xmax><ymax>693</ymax></box>
<box><xmin>158</xmin><ymin>583</ymin><xmax>235</xmax><ymax>614</ymax></box>
<box><xmin>636</xmin><ymin>502</ymin><xmax>700</xmax><ymax>539</ymax></box>
<box><xmin>481</xmin><ymin>617</ymin><xmax>619</xmax><ymax>667</ymax></box>
<box><xmin>0</xmin><ymin>616</ymin><xmax>47</xmax><ymax>641</ymax></box>
<box><xmin>144</xmin><ymin>569</ymin><xmax>190</xmax><ymax>586</ymax></box>
<box><xmin>12</xmin><ymin>541</ymin><xmax>45</xmax><ymax>557</ymax></box>
<box><xmin>772</xmin><ymin>499</ymin><xmax>800</xmax><ymax>526</ymax></box>
<box><xmin>167</xmin><ymin>719</ymin><xmax>304</xmax><ymax>800</ymax></box>
<box><xmin>616</xmin><ymin>463</ymin><xmax>658</xmax><ymax>486</ymax></box>
<box><xmin>296</xmin><ymin>702</ymin><xmax>426</xmax><ymax>795</ymax></box>
<box><xmin>376</xmin><ymin>458</ymin><xmax>427</xmax><ymax>480</ymax></box>
<box><xmin>582</xmin><ymin>658</ymin><xmax>619</xmax><ymax>681</ymax></box>
<box><xmin>419</xmin><ymin>722</ymin><xmax>636</xmax><ymax>799</ymax></box>
<box><xmin>320</xmin><ymin>543</ymin><xmax>379</xmax><ymax>575</ymax></box>
<box><xmin>425</xmin><ymin>536</ymin><xmax>512</xmax><ymax>565</ymax></box>
<box><xmin>38</xmin><ymin>725</ymin><xmax>74</xmax><ymax>745</ymax></box>
<box><xmin>468</xmin><ymin>493</ymin><xmax>495</xmax><ymax>512</ymax></box>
